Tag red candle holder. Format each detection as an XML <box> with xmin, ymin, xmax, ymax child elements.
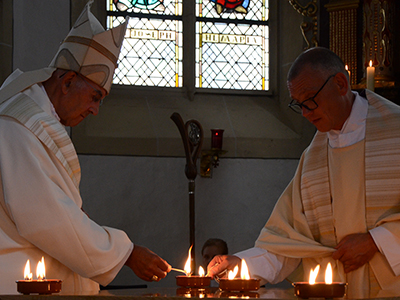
<box><xmin>219</xmin><ymin>278</ymin><xmax>260</xmax><ymax>292</ymax></box>
<box><xmin>16</xmin><ymin>279</ymin><xmax>62</xmax><ymax>295</ymax></box>
<box><xmin>293</xmin><ymin>282</ymin><xmax>347</xmax><ymax>299</ymax></box>
<box><xmin>211</xmin><ymin>129</ymin><xmax>224</xmax><ymax>150</ymax></box>
<box><xmin>176</xmin><ymin>275</ymin><xmax>211</xmax><ymax>288</ymax></box>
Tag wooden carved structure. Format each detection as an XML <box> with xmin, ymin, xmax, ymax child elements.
<box><xmin>289</xmin><ymin>0</ymin><xmax>398</xmax><ymax>98</ymax></box>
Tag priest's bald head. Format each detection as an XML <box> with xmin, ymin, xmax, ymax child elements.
<box><xmin>287</xmin><ymin>47</ymin><xmax>354</xmax><ymax>133</ymax></box>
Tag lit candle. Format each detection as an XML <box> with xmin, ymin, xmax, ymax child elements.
<box><xmin>36</xmin><ymin>256</ymin><xmax>45</xmax><ymax>280</ymax></box>
<box><xmin>183</xmin><ymin>246</ymin><xmax>192</xmax><ymax>276</ymax></box>
<box><xmin>309</xmin><ymin>264</ymin><xmax>320</xmax><ymax>285</ymax></box>
<box><xmin>345</xmin><ymin>65</ymin><xmax>350</xmax><ymax>82</ymax></box>
<box><xmin>228</xmin><ymin>265</ymin><xmax>238</xmax><ymax>279</ymax></box>
<box><xmin>308</xmin><ymin>263</ymin><xmax>334</xmax><ymax>284</ymax></box>
<box><xmin>240</xmin><ymin>259</ymin><xmax>250</xmax><ymax>280</ymax></box>
<box><xmin>292</xmin><ymin>263</ymin><xmax>346</xmax><ymax>298</ymax></box>
<box><xmin>24</xmin><ymin>260</ymin><xmax>33</xmax><ymax>280</ymax></box>
<box><xmin>175</xmin><ymin>246</ymin><xmax>211</xmax><ymax>287</ymax></box>
<box><xmin>219</xmin><ymin>259</ymin><xmax>260</xmax><ymax>291</ymax></box>
<box><xmin>325</xmin><ymin>262</ymin><xmax>332</xmax><ymax>284</ymax></box>
<box><xmin>366</xmin><ymin>60</ymin><xmax>375</xmax><ymax>91</ymax></box>
<box><xmin>17</xmin><ymin>257</ymin><xmax>62</xmax><ymax>295</ymax></box>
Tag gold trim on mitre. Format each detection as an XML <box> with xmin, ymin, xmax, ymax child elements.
<box><xmin>49</xmin><ymin>1</ymin><xmax>128</xmax><ymax>94</ymax></box>
<box><xmin>64</xmin><ymin>36</ymin><xmax>119</xmax><ymax>68</ymax></box>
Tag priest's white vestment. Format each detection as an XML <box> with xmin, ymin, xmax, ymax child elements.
<box><xmin>238</xmin><ymin>90</ymin><xmax>400</xmax><ymax>298</ymax></box>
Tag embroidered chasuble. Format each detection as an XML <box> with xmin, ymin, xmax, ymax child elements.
<box><xmin>255</xmin><ymin>90</ymin><xmax>400</xmax><ymax>298</ymax></box>
<box><xmin>0</xmin><ymin>68</ymin><xmax>80</xmax><ymax>187</ymax></box>
<box><xmin>0</xmin><ymin>94</ymin><xmax>81</xmax><ymax>187</ymax></box>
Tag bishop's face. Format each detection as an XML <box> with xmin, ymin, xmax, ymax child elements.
<box><xmin>55</xmin><ymin>72</ymin><xmax>106</xmax><ymax>127</ymax></box>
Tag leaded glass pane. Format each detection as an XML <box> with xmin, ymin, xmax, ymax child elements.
<box><xmin>196</xmin><ymin>0</ymin><xmax>269</xmax><ymax>90</ymax></box>
<box><xmin>108</xmin><ymin>0</ymin><xmax>269</xmax><ymax>91</ymax></box>
<box><xmin>107</xmin><ymin>0</ymin><xmax>183</xmax><ymax>87</ymax></box>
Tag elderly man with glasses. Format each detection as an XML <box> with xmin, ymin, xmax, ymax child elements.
<box><xmin>208</xmin><ymin>47</ymin><xmax>400</xmax><ymax>298</ymax></box>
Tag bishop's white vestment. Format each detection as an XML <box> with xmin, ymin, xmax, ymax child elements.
<box><xmin>0</xmin><ymin>69</ymin><xmax>133</xmax><ymax>294</ymax></box>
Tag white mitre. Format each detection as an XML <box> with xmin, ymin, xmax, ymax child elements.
<box><xmin>49</xmin><ymin>1</ymin><xmax>127</xmax><ymax>94</ymax></box>
<box><xmin>0</xmin><ymin>1</ymin><xmax>127</xmax><ymax>104</ymax></box>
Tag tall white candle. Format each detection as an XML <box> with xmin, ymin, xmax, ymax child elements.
<box><xmin>366</xmin><ymin>60</ymin><xmax>375</xmax><ymax>91</ymax></box>
<box><xmin>345</xmin><ymin>65</ymin><xmax>350</xmax><ymax>78</ymax></box>
<box><xmin>345</xmin><ymin>65</ymin><xmax>351</xmax><ymax>85</ymax></box>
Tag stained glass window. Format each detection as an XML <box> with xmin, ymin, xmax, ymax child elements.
<box><xmin>107</xmin><ymin>0</ymin><xmax>183</xmax><ymax>87</ymax></box>
<box><xmin>197</xmin><ymin>0</ymin><xmax>269</xmax><ymax>90</ymax></box>
<box><xmin>107</xmin><ymin>0</ymin><xmax>269</xmax><ymax>90</ymax></box>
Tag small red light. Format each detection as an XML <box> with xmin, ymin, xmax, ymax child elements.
<box><xmin>211</xmin><ymin>129</ymin><xmax>224</xmax><ymax>149</ymax></box>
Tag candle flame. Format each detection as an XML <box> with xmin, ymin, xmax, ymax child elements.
<box><xmin>24</xmin><ymin>260</ymin><xmax>33</xmax><ymax>280</ymax></box>
<box><xmin>240</xmin><ymin>259</ymin><xmax>250</xmax><ymax>279</ymax></box>
<box><xmin>228</xmin><ymin>265</ymin><xmax>239</xmax><ymax>280</ymax></box>
<box><xmin>325</xmin><ymin>263</ymin><xmax>332</xmax><ymax>284</ymax></box>
<box><xmin>184</xmin><ymin>246</ymin><xmax>192</xmax><ymax>276</ymax></box>
<box><xmin>36</xmin><ymin>257</ymin><xmax>46</xmax><ymax>280</ymax></box>
<box><xmin>369</xmin><ymin>60</ymin><xmax>373</xmax><ymax>68</ymax></box>
<box><xmin>345</xmin><ymin>65</ymin><xmax>349</xmax><ymax>71</ymax></box>
<box><xmin>308</xmin><ymin>265</ymin><xmax>320</xmax><ymax>285</ymax></box>
<box><xmin>199</xmin><ymin>266</ymin><xmax>205</xmax><ymax>277</ymax></box>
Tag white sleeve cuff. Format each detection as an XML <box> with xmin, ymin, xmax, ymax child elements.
<box><xmin>234</xmin><ymin>247</ymin><xmax>300</xmax><ymax>285</ymax></box>
<box><xmin>370</xmin><ymin>227</ymin><xmax>400</xmax><ymax>276</ymax></box>
<box><xmin>91</xmin><ymin>242</ymin><xmax>134</xmax><ymax>286</ymax></box>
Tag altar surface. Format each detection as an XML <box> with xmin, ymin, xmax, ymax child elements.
<box><xmin>2</xmin><ymin>286</ymin><xmax>400</xmax><ymax>300</ymax></box>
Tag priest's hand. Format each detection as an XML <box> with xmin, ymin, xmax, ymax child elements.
<box><xmin>207</xmin><ymin>255</ymin><xmax>241</xmax><ymax>278</ymax></box>
<box><xmin>332</xmin><ymin>232</ymin><xmax>379</xmax><ymax>273</ymax></box>
<box><xmin>125</xmin><ymin>245</ymin><xmax>171</xmax><ymax>282</ymax></box>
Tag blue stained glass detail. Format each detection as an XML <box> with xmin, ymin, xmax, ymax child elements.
<box><xmin>113</xmin><ymin>0</ymin><xmax>165</xmax><ymax>11</ymax></box>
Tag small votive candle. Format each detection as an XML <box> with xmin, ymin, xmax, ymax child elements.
<box><xmin>16</xmin><ymin>258</ymin><xmax>62</xmax><ymax>295</ymax></box>
<box><xmin>219</xmin><ymin>259</ymin><xmax>260</xmax><ymax>291</ymax></box>
<box><xmin>176</xmin><ymin>247</ymin><xmax>211</xmax><ymax>288</ymax></box>
<box><xmin>292</xmin><ymin>264</ymin><xmax>346</xmax><ymax>299</ymax></box>
<box><xmin>176</xmin><ymin>267</ymin><xmax>211</xmax><ymax>288</ymax></box>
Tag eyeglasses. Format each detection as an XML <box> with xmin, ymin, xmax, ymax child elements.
<box><xmin>288</xmin><ymin>74</ymin><xmax>336</xmax><ymax>114</ymax></box>
<box><xmin>59</xmin><ymin>71</ymin><xmax>104</xmax><ymax>106</ymax></box>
